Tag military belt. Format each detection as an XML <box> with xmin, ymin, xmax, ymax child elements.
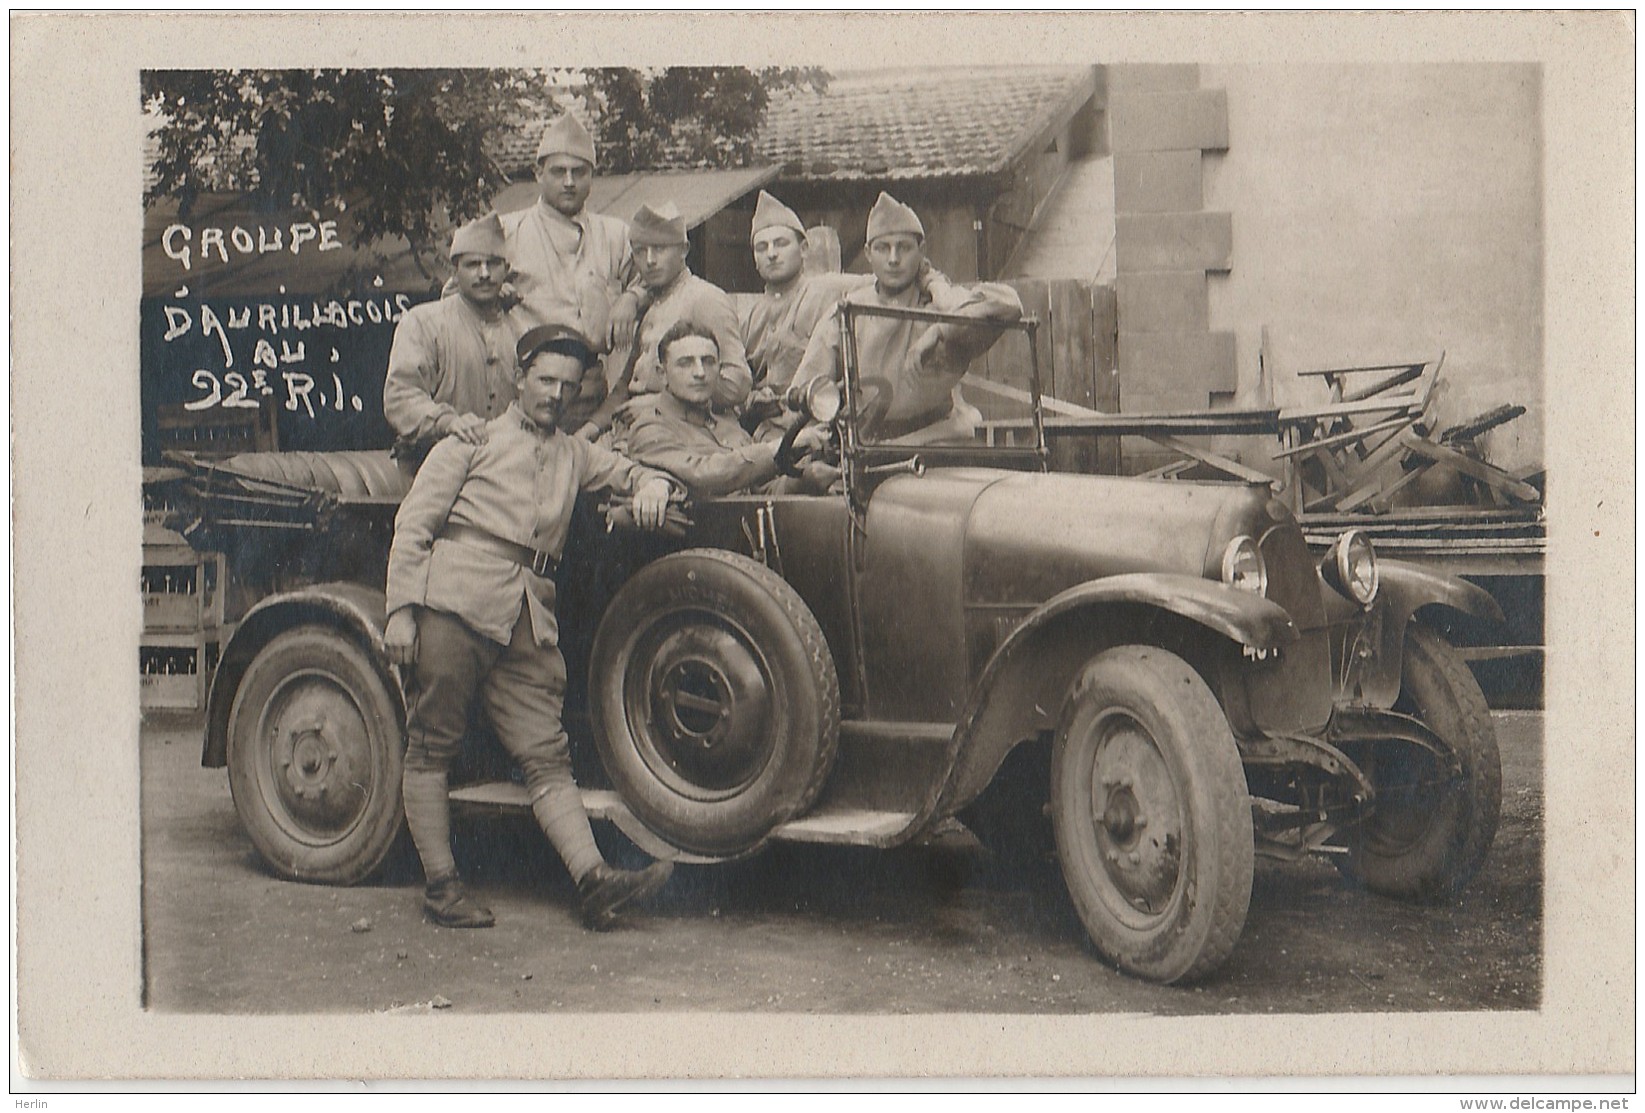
<box><xmin>441</xmin><ymin>523</ymin><xmax>558</xmax><ymax>578</ymax></box>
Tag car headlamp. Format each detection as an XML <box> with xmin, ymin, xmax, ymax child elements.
<box><xmin>1220</xmin><ymin>535</ymin><xmax>1268</xmax><ymax>597</ymax></box>
<box><xmin>1323</xmin><ymin>528</ymin><xmax>1379</xmax><ymax>607</ymax></box>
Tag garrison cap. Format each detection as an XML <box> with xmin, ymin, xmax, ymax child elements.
<box><xmin>449</xmin><ymin>212</ymin><xmax>508</xmax><ymax>261</ymax></box>
<box><xmin>865</xmin><ymin>191</ymin><xmax>924</xmax><ymax>243</ymax></box>
<box><xmin>750</xmin><ymin>190</ymin><xmax>805</xmax><ymax>238</ymax></box>
<box><xmin>629</xmin><ymin>201</ymin><xmax>689</xmax><ymax>247</ymax></box>
<box><xmin>535</xmin><ymin>112</ymin><xmax>597</xmax><ymax>167</ymax></box>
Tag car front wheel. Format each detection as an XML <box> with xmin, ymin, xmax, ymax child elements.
<box><xmin>226</xmin><ymin>624</ymin><xmax>406</xmax><ymax>885</ymax></box>
<box><xmin>1051</xmin><ymin>646</ymin><xmax>1254</xmax><ymax>984</ymax></box>
<box><xmin>1340</xmin><ymin>624</ymin><xmax>1502</xmax><ymax>901</ymax></box>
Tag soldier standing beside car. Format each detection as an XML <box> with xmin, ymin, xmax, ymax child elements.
<box><xmin>790</xmin><ymin>191</ymin><xmax>1023</xmax><ymax>446</ymax></box>
<box><xmin>383</xmin><ymin>213</ymin><xmax>524</xmax><ymax>465</ymax></box>
<box><xmin>383</xmin><ymin>319</ymin><xmax>679</xmax><ymax>930</ymax></box>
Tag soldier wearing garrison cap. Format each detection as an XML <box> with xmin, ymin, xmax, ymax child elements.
<box><xmin>739</xmin><ymin>190</ymin><xmax>874</xmax><ymax>401</ymax></box>
<box><xmin>586</xmin><ymin>201</ymin><xmax>752</xmax><ymax>438</ymax></box>
<box><xmin>493</xmin><ymin>110</ymin><xmax>644</xmax><ymax>437</ymax></box>
<box><xmin>385</xmin><ymin>212</ymin><xmax>525</xmax><ymax>464</ymax></box>
<box><xmin>790</xmin><ymin>191</ymin><xmax>1023</xmax><ymax>446</ymax></box>
<box><xmin>384</xmin><ymin>311</ymin><xmax>681</xmax><ymax>932</ymax></box>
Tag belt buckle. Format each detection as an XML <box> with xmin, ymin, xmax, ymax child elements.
<box><xmin>530</xmin><ymin>549</ymin><xmax>554</xmax><ymax>577</ymax></box>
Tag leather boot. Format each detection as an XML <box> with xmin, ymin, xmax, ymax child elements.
<box><xmin>577</xmin><ymin>861</ymin><xmax>673</xmax><ymax>931</ymax></box>
<box><xmin>423</xmin><ymin>873</ymin><xmax>495</xmax><ymax>928</ymax></box>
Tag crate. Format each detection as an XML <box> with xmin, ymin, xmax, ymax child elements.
<box><xmin>140</xmin><ymin>630</ymin><xmax>221</xmax><ymax>712</ymax></box>
<box><xmin>142</xmin><ymin>524</ymin><xmax>226</xmax><ymax>633</ymax></box>
<box><xmin>142</xmin><ymin>552</ymin><xmax>225</xmax><ymax>633</ymax></box>
<box><xmin>155</xmin><ymin>397</ymin><xmax>279</xmax><ymax>458</ymax></box>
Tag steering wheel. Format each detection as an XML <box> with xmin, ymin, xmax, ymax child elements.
<box><xmin>775</xmin><ymin>413</ymin><xmax>842</xmax><ymax>478</ymax></box>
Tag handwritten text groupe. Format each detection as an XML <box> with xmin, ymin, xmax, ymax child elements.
<box><xmin>160</xmin><ymin>219</ymin><xmax>345</xmax><ymax>271</ymax></box>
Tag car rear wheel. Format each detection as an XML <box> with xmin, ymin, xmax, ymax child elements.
<box><xmin>226</xmin><ymin>625</ymin><xmax>406</xmax><ymax>885</ymax></box>
<box><xmin>1051</xmin><ymin>646</ymin><xmax>1253</xmax><ymax>984</ymax></box>
<box><xmin>591</xmin><ymin>549</ymin><xmax>840</xmax><ymax>857</ymax></box>
<box><xmin>1340</xmin><ymin>624</ymin><xmax>1502</xmax><ymax>901</ymax></box>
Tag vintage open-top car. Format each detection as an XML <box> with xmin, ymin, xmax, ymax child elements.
<box><xmin>172</xmin><ymin>302</ymin><xmax>1503</xmax><ymax>984</ymax></box>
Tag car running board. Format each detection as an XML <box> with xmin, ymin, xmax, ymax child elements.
<box><xmin>446</xmin><ymin>781</ymin><xmax>918</xmax><ymax>863</ymax></box>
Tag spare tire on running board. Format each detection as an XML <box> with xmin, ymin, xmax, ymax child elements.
<box><xmin>590</xmin><ymin>549</ymin><xmax>840</xmax><ymax>857</ymax></box>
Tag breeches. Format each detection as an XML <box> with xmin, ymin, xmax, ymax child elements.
<box><xmin>404</xmin><ymin>605</ymin><xmax>570</xmax><ymax>799</ymax></box>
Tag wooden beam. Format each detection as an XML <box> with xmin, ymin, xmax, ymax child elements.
<box><xmin>1272</xmin><ymin>415</ymin><xmax>1415</xmax><ymax>459</ymax></box>
<box><xmin>1145</xmin><ymin>434</ymin><xmax>1275</xmax><ymax>484</ymax></box>
<box><xmin>1398</xmin><ymin>435</ymin><xmax>1543</xmax><ymax>503</ymax></box>
<box><xmin>1354</xmin><ymin>459</ymin><xmax>1430</xmax><ymax>513</ymax></box>
<box><xmin>1301</xmin><ymin>431</ymin><xmax>1418</xmax><ymax>512</ymax></box>
<box><xmin>1279</xmin><ymin>395</ymin><xmax>1426</xmax><ymax>424</ymax></box>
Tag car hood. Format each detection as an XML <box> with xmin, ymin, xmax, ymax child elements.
<box><xmin>872</xmin><ymin>467</ymin><xmax>1284</xmax><ymax>608</ymax></box>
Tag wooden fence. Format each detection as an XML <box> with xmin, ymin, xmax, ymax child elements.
<box><xmin>980</xmin><ymin>277</ymin><xmax>1119</xmax><ymax>474</ymax></box>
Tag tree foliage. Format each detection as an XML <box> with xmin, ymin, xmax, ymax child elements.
<box><xmin>583</xmin><ymin>67</ymin><xmax>827</xmax><ymax>173</ymax></box>
<box><xmin>143</xmin><ymin>66</ymin><xmax>828</xmax><ymax>261</ymax></box>
<box><xmin>144</xmin><ymin>69</ymin><xmax>553</xmax><ymax>255</ymax></box>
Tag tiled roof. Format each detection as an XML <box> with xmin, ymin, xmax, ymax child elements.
<box><xmin>757</xmin><ymin>66</ymin><xmax>1095</xmax><ymax>182</ymax></box>
<box><xmin>145</xmin><ymin>68</ymin><xmax>1097</xmax><ymax>196</ymax></box>
<box><xmin>490</xmin><ymin>66</ymin><xmax>1096</xmax><ymax>183</ymax></box>
<box><xmin>489</xmin><ymin>124</ymin><xmax>542</xmax><ymax>179</ymax></box>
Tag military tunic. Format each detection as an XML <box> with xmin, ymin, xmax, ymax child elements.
<box><xmin>388</xmin><ymin>402</ymin><xmax>675</xmax><ymax>889</ymax></box>
<box><xmin>624</xmin><ymin>391</ymin><xmax>783</xmax><ymax>497</ymax></box>
<box><xmin>740</xmin><ymin>271</ymin><xmax>870</xmax><ymax>391</ymax></box>
<box><xmin>790</xmin><ymin>277</ymin><xmax>1023</xmax><ymax>434</ymax></box>
<box><xmin>387</xmin><ymin>403</ymin><xmax>673</xmax><ymax>648</ymax></box>
<box><xmin>625</xmin><ymin>269</ymin><xmax>753</xmax><ymax>410</ymax></box>
<box><xmin>499</xmin><ymin>201</ymin><xmax>635</xmax><ymax>343</ymax></box>
<box><xmin>382</xmin><ymin>295</ymin><xmax>524</xmax><ymax>454</ymax></box>
<box><xmin>499</xmin><ymin>201</ymin><xmax>637</xmax><ymax>430</ymax></box>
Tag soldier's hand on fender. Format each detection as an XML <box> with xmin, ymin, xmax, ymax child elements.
<box><xmin>449</xmin><ymin>413</ymin><xmax>489</xmax><ymax>445</ymax></box>
<box><xmin>384</xmin><ymin>608</ymin><xmax>419</xmax><ymax>667</ymax></box>
<box><xmin>632</xmin><ymin>479</ymin><xmax>673</xmax><ymax>531</ymax></box>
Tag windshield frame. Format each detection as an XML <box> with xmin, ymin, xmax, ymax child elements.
<box><xmin>835</xmin><ymin>300</ymin><xmax>1049</xmax><ymax>493</ymax></box>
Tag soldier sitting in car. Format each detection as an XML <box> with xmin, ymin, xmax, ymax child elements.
<box><xmin>625</xmin><ymin>319</ymin><xmax>837</xmax><ymax>497</ymax></box>
<box><xmin>788</xmin><ymin>191</ymin><xmax>1023</xmax><ymax>446</ymax></box>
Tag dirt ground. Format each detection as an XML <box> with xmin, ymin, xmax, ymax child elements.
<box><xmin>139</xmin><ymin>711</ymin><xmax>1541</xmax><ymax>1015</ymax></box>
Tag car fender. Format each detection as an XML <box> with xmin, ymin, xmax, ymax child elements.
<box><xmin>925</xmin><ymin>573</ymin><xmax>1298</xmax><ymax>819</ymax></box>
<box><xmin>1379</xmin><ymin>559</ymin><xmax>1505</xmax><ymax>628</ymax></box>
<box><xmin>202</xmin><ymin>582</ymin><xmax>398</xmax><ymax>768</ymax></box>
<box><xmin>1336</xmin><ymin>559</ymin><xmax>1504</xmax><ymax>707</ymax></box>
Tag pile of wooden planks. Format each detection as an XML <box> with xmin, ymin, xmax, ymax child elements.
<box><xmin>1273</xmin><ymin>354</ymin><xmax>1542</xmax><ymax>517</ymax></box>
